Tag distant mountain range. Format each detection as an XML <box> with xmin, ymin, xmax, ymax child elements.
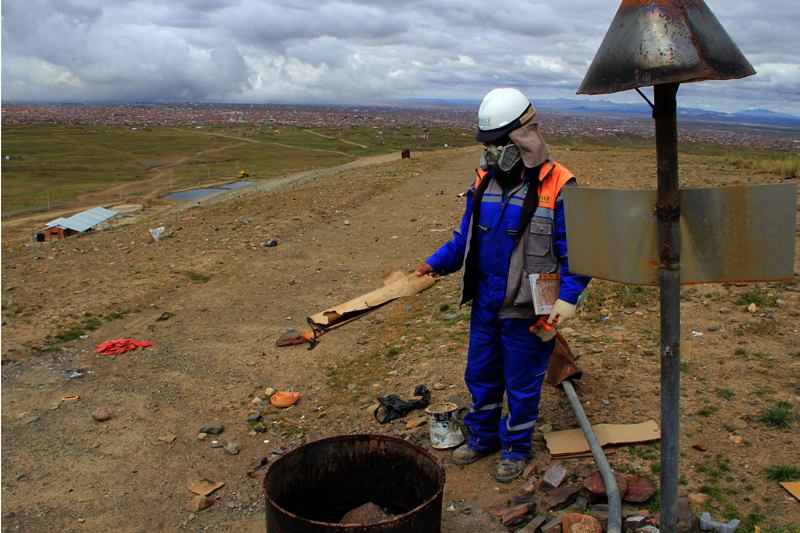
<box><xmin>400</xmin><ymin>97</ymin><xmax>800</xmax><ymax>129</ymax></box>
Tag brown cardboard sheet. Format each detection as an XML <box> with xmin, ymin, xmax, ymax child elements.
<box><xmin>308</xmin><ymin>270</ymin><xmax>436</xmax><ymax>331</ymax></box>
<box><xmin>544</xmin><ymin>420</ymin><xmax>661</xmax><ymax>457</ymax></box>
<box><xmin>780</xmin><ymin>482</ymin><xmax>800</xmax><ymax>502</ymax></box>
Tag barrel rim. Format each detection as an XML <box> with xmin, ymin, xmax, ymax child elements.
<box><xmin>262</xmin><ymin>433</ymin><xmax>446</xmax><ymax>527</ymax></box>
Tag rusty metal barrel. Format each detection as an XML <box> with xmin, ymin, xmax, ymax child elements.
<box><xmin>263</xmin><ymin>434</ymin><xmax>446</xmax><ymax>533</ymax></box>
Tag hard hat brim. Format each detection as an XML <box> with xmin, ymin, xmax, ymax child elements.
<box><xmin>475</xmin><ymin>119</ymin><xmax>522</xmax><ymax>142</ymax></box>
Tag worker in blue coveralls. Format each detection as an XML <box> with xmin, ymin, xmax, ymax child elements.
<box><xmin>415</xmin><ymin>88</ymin><xmax>591</xmax><ymax>482</ymax></box>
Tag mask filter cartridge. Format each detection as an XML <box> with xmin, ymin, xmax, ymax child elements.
<box><xmin>480</xmin><ymin>143</ymin><xmax>521</xmax><ymax>173</ymax></box>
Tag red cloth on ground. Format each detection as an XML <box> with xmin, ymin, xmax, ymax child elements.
<box><xmin>95</xmin><ymin>339</ymin><xmax>154</xmax><ymax>355</ymax></box>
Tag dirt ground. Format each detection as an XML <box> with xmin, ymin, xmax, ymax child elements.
<box><xmin>1</xmin><ymin>144</ymin><xmax>799</xmax><ymax>533</ymax></box>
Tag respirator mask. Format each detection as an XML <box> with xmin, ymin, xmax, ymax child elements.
<box><xmin>479</xmin><ymin>143</ymin><xmax>521</xmax><ymax>173</ymax></box>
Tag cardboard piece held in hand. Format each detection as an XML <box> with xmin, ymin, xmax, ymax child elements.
<box><xmin>544</xmin><ymin>419</ymin><xmax>661</xmax><ymax>457</ymax></box>
<box><xmin>308</xmin><ymin>270</ymin><xmax>436</xmax><ymax>332</ymax></box>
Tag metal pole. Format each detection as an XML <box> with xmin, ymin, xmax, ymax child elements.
<box><xmin>654</xmin><ymin>82</ymin><xmax>681</xmax><ymax>533</ymax></box>
<box><xmin>562</xmin><ymin>380</ymin><xmax>621</xmax><ymax>533</ymax></box>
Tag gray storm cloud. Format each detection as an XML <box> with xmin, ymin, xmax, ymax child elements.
<box><xmin>1</xmin><ymin>0</ymin><xmax>798</xmax><ymax>114</ymax></box>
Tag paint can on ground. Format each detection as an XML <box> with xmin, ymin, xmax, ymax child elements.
<box><xmin>425</xmin><ymin>402</ymin><xmax>464</xmax><ymax>449</ymax></box>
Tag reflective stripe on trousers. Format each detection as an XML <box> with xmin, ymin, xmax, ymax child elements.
<box><xmin>463</xmin><ymin>302</ymin><xmax>555</xmax><ymax>461</ymax></box>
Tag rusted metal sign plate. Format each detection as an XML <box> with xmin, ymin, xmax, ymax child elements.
<box><xmin>578</xmin><ymin>0</ymin><xmax>755</xmax><ymax>95</ymax></box>
<box><xmin>564</xmin><ymin>184</ymin><xmax>797</xmax><ymax>285</ymax></box>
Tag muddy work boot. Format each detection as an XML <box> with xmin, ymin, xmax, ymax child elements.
<box><xmin>495</xmin><ymin>458</ymin><xmax>526</xmax><ymax>483</ymax></box>
<box><xmin>451</xmin><ymin>444</ymin><xmax>486</xmax><ymax>465</ymax></box>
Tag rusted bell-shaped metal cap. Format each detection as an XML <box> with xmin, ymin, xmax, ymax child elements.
<box><xmin>578</xmin><ymin>0</ymin><xmax>755</xmax><ymax>95</ymax></box>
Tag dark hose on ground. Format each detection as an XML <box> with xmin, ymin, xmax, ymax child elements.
<box><xmin>561</xmin><ymin>379</ymin><xmax>621</xmax><ymax>533</ymax></box>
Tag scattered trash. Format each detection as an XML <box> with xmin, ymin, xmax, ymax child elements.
<box><xmin>375</xmin><ymin>385</ymin><xmax>431</xmax><ymax>424</ymax></box>
<box><xmin>780</xmin><ymin>481</ymin><xmax>800</xmax><ymax>502</ymax></box>
<box><xmin>275</xmin><ymin>328</ymin><xmax>314</xmax><ymax>347</ymax></box>
<box><xmin>156</xmin><ymin>312</ymin><xmax>171</xmax><ymax>321</ymax></box>
<box><xmin>700</xmin><ymin>512</ymin><xmax>740</xmax><ymax>533</ymax></box>
<box><xmin>270</xmin><ymin>391</ymin><xmax>299</xmax><ymax>408</ymax></box>
<box><xmin>61</xmin><ymin>395</ymin><xmax>80</xmax><ymax>403</ymax></box>
<box><xmin>149</xmin><ymin>227</ymin><xmax>165</xmax><ymax>242</ymax></box>
<box><xmin>692</xmin><ymin>331</ymin><xmax>703</xmax><ymax>337</ymax></box>
<box><xmin>544</xmin><ymin>420</ymin><xmax>661</xmax><ymax>458</ymax></box>
<box><xmin>247</xmin><ymin>457</ymin><xmax>270</xmax><ymax>479</ymax></box>
<box><xmin>262</xmin><ymin>239</ymin><xmax>278</xmax><ymax>247</ymax></box>
<box><xmin>158</xmin><ymin>435</ymin><xmax>177</xmax><ymax>444</ymax></box>
<box><xmin>187</xmin><ymin>479</ymin><xmax>224</xmax><ymax>496</ymax></box>
<box><xmin>425</xmin><ymin>402</ymin><xmax>464</xmax><ymax>449</ymax></box>
<box><xmin>94</xmin><ymin>339</ymin><xmax>154</xmax><ymax>355</ymax></box>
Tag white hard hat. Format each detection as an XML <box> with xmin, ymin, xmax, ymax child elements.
<box><xmin>476</xmin><ymin>88</ymin><xmax>532</xmax><ymax>142</ymax></box>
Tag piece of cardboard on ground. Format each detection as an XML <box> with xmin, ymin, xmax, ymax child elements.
<box><xmin>781</xmin><ymin>482</ymin><xmax>800</xmax><ymax>502</ymax></box>
<box><xmin>544</xmin><ymin>420</ymin><xmax>660</xmax><ymax>457</ymax></box>
<box><xmin>554</xmin><ymin>446</ymin><xmax>616</xmax><ymax>459</ymax></box>
<box><xmin>188</xmin><ymin>479</ymin><xmax>225</xmax><ymax>496</ymax></box>
<box><xmin>308</xmin><ymin>270</ymin><xmax>436</xmax><ymax>332</ymax></box>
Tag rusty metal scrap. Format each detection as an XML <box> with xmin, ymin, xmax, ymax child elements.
<box><xmin>563</xmin><ymin>184</ymin><xmax>797</xmax><ymax>285</ymax></box>
<box><xmin>578</xmin><ymin>0</ymin><xmax>756</xmax><ymax>95</ymax></box>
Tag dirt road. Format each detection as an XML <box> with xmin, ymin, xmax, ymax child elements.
<box><xmin>1</xmin><ymin>145</ymin><xmax>798</xmax><ymax>532</ymax></box>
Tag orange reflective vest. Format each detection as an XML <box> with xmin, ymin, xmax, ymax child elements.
<box><xmin>475</xmin><ymin>159</ymin><xmax>573</xmax><ymax>212</ymax></box>
<box><xmin>461</xmin><ymin>160</ymin><xmax>576</xmax><ymax>318</ymax></box>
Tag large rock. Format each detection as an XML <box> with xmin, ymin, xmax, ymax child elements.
<box><xmin>676</xmin><ymin>498</ymin><xmax>700</xmax><ymax>533</ymax></box>
<box><xmin>199</xmin><ymin>423</ymin><xmax>224</xmax><ymax>434</ymax></box>
<box><xmin>724</xmin><ymin>418</ymin><xmax>747</xmax><ymax>432</ymax></box>
<box><xmin>92</xmin><ymin>409</ymin><xmax>111</xmax><ymax>422</ymax></box>
<box><xmin>562</xmin><ymin>513</ymin><xmax>602</xmax><ymax>533</ymax></box>
<box><xmin>340</xmin><ymin>502</ymin><xmax>391</xmax><ymax>525</ymax></box>
<box><xmin>185</xmin><ymin>496</ymin><xmax>214</xmax><ymax>512</ymax></box>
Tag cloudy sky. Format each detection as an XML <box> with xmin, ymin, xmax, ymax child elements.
<box><xmin>2</xmin><ymin>0</ymin><xmax>799</xmax><ymax>116</ymax></box>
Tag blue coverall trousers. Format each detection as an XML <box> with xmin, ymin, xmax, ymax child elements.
<box><xmin>462</xmin><ymin>302</ymin><xmax>555</xmax><ymax>462</ymax></box>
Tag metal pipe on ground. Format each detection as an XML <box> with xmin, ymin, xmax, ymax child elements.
<box><xmin>546</xmin><ymin>334</ymin><xmax>621</xmax><ymax>533</ymax></box>
<box><xmin>561</xmin><ymin>379</ymin><xmax>621</xmax><ymax>533</ymax></box>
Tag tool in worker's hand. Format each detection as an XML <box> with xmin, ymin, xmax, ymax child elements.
<box><xmin>530</xmin><ymin>315</ymin><xmax>558</xmax><ymax>333</ymax></box>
